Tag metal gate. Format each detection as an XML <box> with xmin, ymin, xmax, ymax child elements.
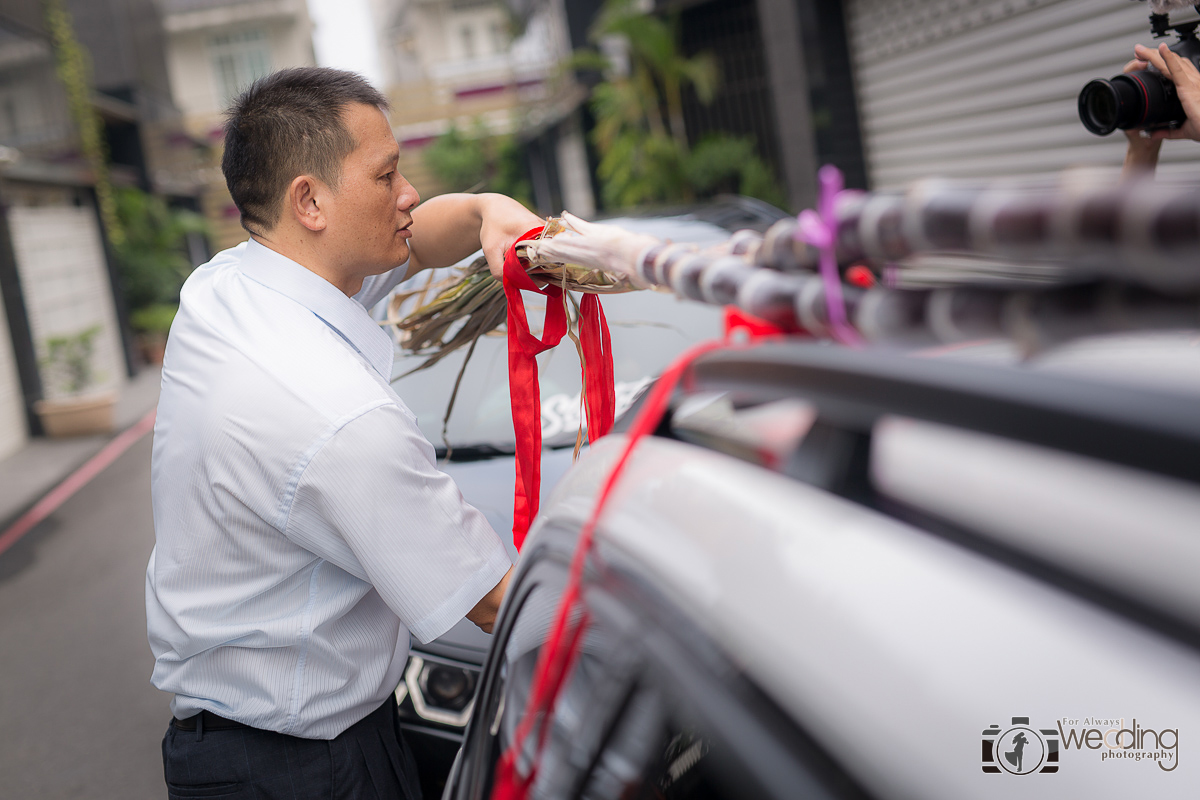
<box><xmin>844</xmin><ymin>0</ymin><xmax>1200</xmax><ymax>189</ymax></box>
<box><xmin>8</xmin><ymin>202</ymin><xmax>123</xmax><ymax>403</ymax></box>
<box><xmin>0</xmin><ymin>302</ymin><xmax>26</xmax><ymax>461</ymax></box>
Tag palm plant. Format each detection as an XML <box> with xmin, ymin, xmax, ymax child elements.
<box><xmin>114</xmin><ymin>187</ymin><xmax>206</xmax><ymax>312</ymax></box>
<box><xmin>424</xmin><ymin>122</ymin><xmax>533</xmax><ymax>206</ymax></box>
<box><xmin>578</xmin><ymin>0</ymin><xmax>784</xmax><ymax>209</ymax></box>
<box><xmin>578</xmin><ymin>0</ymin><xmax>715</xmax><ymax>207</ymax></box>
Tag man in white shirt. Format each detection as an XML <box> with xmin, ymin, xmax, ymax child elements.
<box><xmin>146</xmin><ymin>67</ymin><xmax>542</xmax><ymax>799</ymax></box>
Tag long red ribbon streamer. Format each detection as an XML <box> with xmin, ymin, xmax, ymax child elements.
<box><xmin>488</xmin><ymin>338</ymin><xmax>726</xmax><ymax>800</ymax></box>
<box><xmin>578</xmin><ymin>293</ymin><xmax>615</xmax><ymax>446</ymax></box>
<box><xmin>490</xmin><ymin>307</ymin><xmax>787</xmax><ymax>800</ymax></box>
<box><xmin>503</xmin><ymin>228</ymin><xmax>616</xmax><ymax>551</ymax></box>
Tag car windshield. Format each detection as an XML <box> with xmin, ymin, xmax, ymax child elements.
<box><xmin>388</xmin><ymin>214</ymin><xmax>739</xmax><ymax>451</ymax></box>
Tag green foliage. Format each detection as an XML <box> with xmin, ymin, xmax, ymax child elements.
<box><xmin>491</xmin><ymin>136</ymin><xmax>532</xmax><ymax>207</ymax></box>
<box><xmin>424</xmin><ymin>124</ymin><xmax>532</xmax><ymax>207</ymax></box>
<box><xmin>597</xmin><ymin>130</ymin><xmax>685</xmax><ymax>208</ymax></box>
<box><xmin>41</xmin><ymin>326</ymin><xmax>101</xmax><ymax>396</ymax></box>
<box><xmin>44</xmin><ymin>0</ymin><xmax>123</xmax><ymax>248</ymax></box>
<box><xmin>685</xmin><ymin>135</ymin><xmax>756</xmax><ymax>195</ymax></box>
<box><xmin>738</xmin><ymin>155</ymin><xmax>789</xmax><ymax>209</ymax></box>
<box><xmin>114</xmin><ymin>187</ymin><xmax>206</xmax><ymax>311</ymax></box>
<box><xmin>425</xmin><ymin>126</ymin><xmax>489</xmax><ymax>192</ymax></box>
<box><xmin>687</xmin><ymin>134</ymin><xmax>788</xmax><ymax>208</ymax></box>
<box><xmin>130</xmin><ymin>304</ymin><xmax>178</xmax><ymax>335</ymax></box>
<box><xmin>581</xmin><ymin>0</ymin><xmax>785</xmax><ymax>210</ymax></box>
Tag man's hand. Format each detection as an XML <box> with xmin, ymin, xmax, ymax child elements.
<box><xmin>479</xmin><ymin>195</ymin><xmax>545</xmax><ymax>281</ymax></box>
<box><xmin>465</xmin><ymin>567</ymin><xmax>513</xmax><ymax>634</ymax></box>
<box><xmin>1118</xmin><ymin>43</ymin><xmax>1200</xmax><ymax>177</ymax></box>
<box><xmin>1131</xmin><ymin>43</ymin><xmax>1200</xmax><ymax>142</ymax></box>
<box><xmin>1123</xmin><ymin>51</ymin><xmax>1165</xmax><ymax>177</ymax></box>
<box><xmin>407</xmin><ymin>193</ymin><xmax>543</xmax><ymax>281</ymax></box>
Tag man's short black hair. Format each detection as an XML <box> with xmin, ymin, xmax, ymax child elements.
<box><xmin>222</xmin><ymin>67</ymin><xmax>389</xmax><ymax>234</ymax></box>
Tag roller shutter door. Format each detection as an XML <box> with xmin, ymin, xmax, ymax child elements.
<box><xmin>845</xmin><ymin>0</ymin><xmax>1200</xmax><ymax>189</ymax></box>
<box><xmin>8</xmin><ymin>201</ymin><xmax>123</xmax><ymax>402</ymax></box>
<box><xmin>0</xmin><ymin>302</ymin><xmax>27</xmax><ymax>461</ymax></box>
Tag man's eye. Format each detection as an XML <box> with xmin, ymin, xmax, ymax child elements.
<box><xmin>380</xmin><ymin>171</ymin><xmax>394</xmax><ymax>181</ymax></box>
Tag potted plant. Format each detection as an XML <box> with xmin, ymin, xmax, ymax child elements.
<box><xmin>34</xmin><ymin>325</ymin><xmax>117</xmax><ymax>437</ymax></box>
<box><xmin>130</xmin><ymin>303</ymin><xmax>177</xmax><ymax>365</ymax></box>
<box><xmin>114</xmin><ymin>187</ymin><xmax>206</xmax><ymax>365</ymax></box>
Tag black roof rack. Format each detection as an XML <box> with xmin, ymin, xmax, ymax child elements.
<box><xmin>684</xmin><ymin>340</ymin><xmax>1200</xmax><ymax>486</ymax></box>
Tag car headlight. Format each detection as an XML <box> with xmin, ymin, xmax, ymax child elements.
<box><xmin>394</xmin><ymin>655</ymin><xmax>478</xmax><ymax>727</ymax></box>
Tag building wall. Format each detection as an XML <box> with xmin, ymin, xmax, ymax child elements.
<box><xmin>845</xmin><ymin>0</ymin><xmax>1200</xmax><ymax>189</ymax></box>
<box><xmin>0</xmin><ymin>22</ymin><xmax>75</xmax><ymax>160</ymax></box>
<box><xmin>165</xmin><ymin>19</ymin><xmax>313</xmax><ymax>124</ymax></box>
<box><xmin>376</xmin><ymin>0</ymin><xmax>585</xmax><ymax>209</ymax></box>
<box><xmin>162</xmin><ymin>0</ymin><xmax>316</xmax><ymax>251</ymax></box>
<box><xmin>0</xmin><ymin>8</ymin><xmax>135</xmax><ymax>445</ymax></box>
<box><xmin>69</xmin><ymin>0</ymin><xmax>178</xmax><ymax>117</ymax></box>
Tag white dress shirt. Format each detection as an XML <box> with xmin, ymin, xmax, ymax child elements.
<box><xmin>145</xmin><ymin>239</ymin><xmax>511</xmax><ymax>739</ymax></box>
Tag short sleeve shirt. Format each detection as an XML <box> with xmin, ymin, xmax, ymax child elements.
<box><xmin>145</xmin><ymin>239</ymin><xmax>511</xmax><ymax>739</ymax></box>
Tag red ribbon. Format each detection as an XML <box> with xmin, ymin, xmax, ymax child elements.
<box><xmin>503</xmin><ymin>227</ymin><xmax>616</xmax><ymax>551</ymax></box>
<box><xmin>490</xmin><ymin>306</ymin><xmax>787</xmax><ymax>800</ymax></box>
<box><xmin>578</xmin><ymin>293</ymin><xmax>615</xmax><ymax>445</ymax></box>
<box><xmin>488</xmin><ymin>337</ymin><xmax>726</xmax><ymax>800</ymax></box>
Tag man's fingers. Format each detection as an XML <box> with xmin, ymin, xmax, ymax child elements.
<box><xmin>1158</xmin><ymin>43</ymin><xmax>1179</xmax><ymax>77</ymax></box>
<box><xmin>1149</xmin><ymin>128</ymin><xmax>1188</xmax><ymax>140</ymax></box>
<box><xmin>1124</xmin><ymin>58</ymin><xmax>1149</xmax><ymax>74</ymax></box>
<box><xmin>1157</xmin><ymin>44</ymin><xmax>1200</xmax><ymax>85</ymax></box>
<box><xmin>1135</xmin><ymin>43</ymin><xmax>1171</xmax><ymax>75</ymax></box>
<box><xmin>1172</xmin><ymin>50</ymin><xmax>1200</xmax><ymax>78</ymax></box>
<box><xmin>486</xmin><ymin>239</ymin><xmax>517</xmax><ymax>280</ymax></box>
<box><xmin>486</xmin><ymin>247</ymin><xmax>506</xmax><ymax>280</ymax></box>
<box><xmin>1135</xmin><ymin>43</ymin><xmax>1161</xmax><ymax>63</ymax></box>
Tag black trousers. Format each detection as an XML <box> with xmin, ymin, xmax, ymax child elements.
<box><xmin>161</xmin><ymin>695</ymin><xmax>423</xmax><ymax>800</ymax></box>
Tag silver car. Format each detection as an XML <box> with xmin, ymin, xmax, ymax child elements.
<box><xmin>441</xmin><ymin>331</ymin><xmax>1200</xmax><ymax>799</ymax></box>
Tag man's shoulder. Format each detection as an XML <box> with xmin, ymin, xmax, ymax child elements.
<box><xmin>169</xmin><ymin>244</ymin><xmax>399</xmax><ymax>427</ymax></box>
<box><xmin>187</xmin><ymin>240</ymin><xmax>250</xmax><ymax>279</ymax></box>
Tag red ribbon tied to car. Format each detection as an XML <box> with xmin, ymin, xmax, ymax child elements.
<box><xmin>489</xmin><ymin>306</ymin><xmax>788</xmax><ymax>800</ymax></box>
<box><xmin>503</xmin><ymin>226</ymin><xmax>616</xmax><ymax>551</ymax></box>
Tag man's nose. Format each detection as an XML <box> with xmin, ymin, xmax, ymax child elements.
<box><xmin>396</xmin><ymin>174</ymin><xmax>420</xmax><ymax>211</ymax></box>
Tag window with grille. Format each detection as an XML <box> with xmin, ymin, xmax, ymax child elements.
<box><xmin>209</xmin><ymin>29</ymin><xmax>272</xmax><ymax>105</ymax></box>
<box><xmin>460</xmin><ymin>25</ymin><xmax>476</xmax><ymax>60</ymax></box>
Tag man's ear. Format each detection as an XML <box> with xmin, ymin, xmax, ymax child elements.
<box><xmin>288</xmin><ymin>174</ymin><xmax>328</xmax><ymax>232</ymax></box>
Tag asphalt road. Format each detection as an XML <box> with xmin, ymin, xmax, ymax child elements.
<box><xmin>0</xmin><ymin>435</ymin><xmax>165</xmax><ymax>799</ymax></box>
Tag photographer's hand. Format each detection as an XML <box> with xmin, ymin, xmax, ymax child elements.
<box><xmin>1137</xmin><ymin>43</ymin><xmax>1200</xmax><ymax>141</ymax></box>
<box><xmin>1122</xmin><ymin>51</ymin><xmax>1163</xmax><ymax>177</ymax></box>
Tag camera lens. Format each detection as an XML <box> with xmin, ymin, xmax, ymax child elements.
<box><xmin>1079</xmin><ymin>70</ymin><xmax>1187</xmax><ymax>136</ymax></box>
<box><xmin>1079</xmin><ymin>78</ymin><xmax>1141</xmax><ymax>135</ymax></box>
<box><xmin>1080</xmin><ymin>80</ymin><xmax>1120</xmax><ymax>134</ymax></box>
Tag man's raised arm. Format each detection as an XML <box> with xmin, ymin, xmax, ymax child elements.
<box><xmin>406</xmin><ymin>193</ymin><xmax>544</xmax><ymax>281</ymax></box>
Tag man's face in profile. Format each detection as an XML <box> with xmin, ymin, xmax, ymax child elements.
<box><xmin>324</xmin><ymin>102</ymin><xmax>420</xmax><ymax>277</ymax></box>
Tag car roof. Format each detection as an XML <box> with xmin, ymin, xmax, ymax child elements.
<box><xmin>594</xmin><ymin>195</ymin><xmax>791</xmax><ymax>233</ymax></box>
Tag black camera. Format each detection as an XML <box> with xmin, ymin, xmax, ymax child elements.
<box><xmin>1079</xmin><ymin>4</ymin><xmax>1200</xmax><ymax>136</ymax></box>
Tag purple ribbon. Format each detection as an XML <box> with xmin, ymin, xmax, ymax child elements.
<box><xmin>795</xmin><ymin>166</ymin><xmax>863</xmax><ymax>346</ymax></box>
